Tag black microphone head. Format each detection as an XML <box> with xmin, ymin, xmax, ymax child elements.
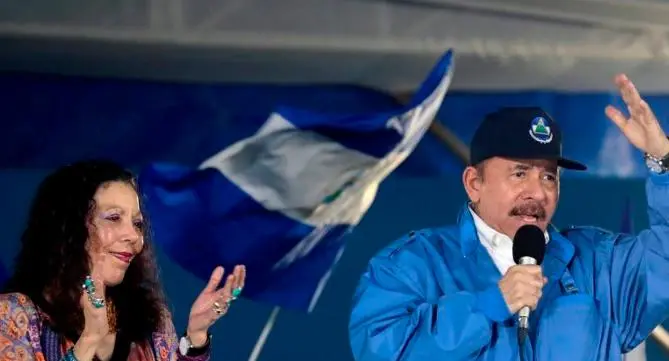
<box><xmin>512</xmin><ymin>224</ymin><xmax>547</xmax><ymax>265</ymax></box>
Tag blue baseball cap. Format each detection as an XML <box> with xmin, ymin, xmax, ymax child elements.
<box><xmin>470</xmin><ymin>107</ymin><xmax>587</xmax><ymax>171</ymax></box>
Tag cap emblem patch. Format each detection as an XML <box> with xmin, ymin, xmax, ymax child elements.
<box><xmin>529</xmin><ymin>117</ymin><xmax>553</xmax><ymax>144</ymax></box>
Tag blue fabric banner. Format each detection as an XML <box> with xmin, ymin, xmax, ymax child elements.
<box><xmin>0</xmin><ymin>74</ymin><xmax>461</xmax><ymax>177</ymax></box>
<box><xmin>4</xmin><ymin>66</ymin><xmax>669</xmax><ymax>178</ymax></box>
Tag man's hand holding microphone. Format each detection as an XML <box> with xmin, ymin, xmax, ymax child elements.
<box><xmin>499</xmin><ymin>265</ymin><xmax>547</xmax><ymax>314</ymax></box>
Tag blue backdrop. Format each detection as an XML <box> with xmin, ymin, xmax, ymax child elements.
<box><xmin>4</xmin><ymin>73</ymin><xmax>669</xmax><ymax>178</ymax></box>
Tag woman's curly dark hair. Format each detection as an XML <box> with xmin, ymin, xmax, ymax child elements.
<box><xmin>3</xmin><ymin>159</ymin><xmax>167</xmax><ymax>343</ymax></box>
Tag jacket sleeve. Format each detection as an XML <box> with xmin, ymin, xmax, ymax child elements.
<box><xmin>607</xmin><ymin>173</ymin><xmax>669</xmax><ymax>352</ymax></box>
<box><xmin>348</xmin><ymin>233</ymin><xmax>512</xmax><ymax>361</ymax></box>
<box><xmin>153</xmin><ymin>307</ymin><xmax>211</xmax><ymax>361</ymax></box>
<box><xmin>0</xmin><ymin>293</ymin><xmax>45</xmax><ymax>361</ymax></box>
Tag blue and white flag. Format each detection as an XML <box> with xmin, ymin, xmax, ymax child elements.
<box><xmin>140</xmin><ymin>50</ymin><xmax>455</xmax><ymax>312</ymax></box>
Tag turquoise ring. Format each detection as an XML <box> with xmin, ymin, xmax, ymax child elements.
<box><xmin>231</xmin><ymin>287</ymin><xmax>242</xmax><ymax>300</ymax></box>
<box><xmin>89</xmin><ymin>296</ymin><xmax>105</xmax><ymax>309</ymax></box>
<box><xmin>83</xmin><ymin>276</ymin><xmax>96</xmax><ymax>293</ymax></box>
<box><xmin>82</xmin><ymin>276</ymin><xmax>105</xmax><ymax>309</ymax></box>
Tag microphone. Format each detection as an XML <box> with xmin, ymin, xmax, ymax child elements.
<box><xmin>512</xmin><ymin>224</ymin><xmax>547</xmax><ymax>345</ymax></box>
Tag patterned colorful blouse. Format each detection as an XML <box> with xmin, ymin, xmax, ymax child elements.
<box><xmin>0</xmin><ymin>293</ymin><xmax>211</xmax><ymax>361</ymax></box>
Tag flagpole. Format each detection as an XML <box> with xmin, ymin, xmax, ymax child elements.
<box><xmin>247</xmin><ymin>306</ymin><xmax>281</xmax><ymax>361</ymax></box>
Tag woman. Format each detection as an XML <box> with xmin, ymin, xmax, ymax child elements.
<box><xmin>0</xmin><ymin>160</ymin><xmax>246</xmax><ymax>361</ymax></box>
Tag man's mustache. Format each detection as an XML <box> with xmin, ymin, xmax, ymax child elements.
<box><xmin>509</xmin><ymin>202</ymin><xmax>546</xmax><ymax>220</ymax></box>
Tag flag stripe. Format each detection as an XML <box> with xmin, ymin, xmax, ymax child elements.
<box><xmin>139</xmin><ymin>50</ymin><xmax>455</xmax><ymax>312</ymax></box>
<box><xmin>199</xmin><ymin>113</ymin><xmax>379</xmax><ymax>225</ymax></box>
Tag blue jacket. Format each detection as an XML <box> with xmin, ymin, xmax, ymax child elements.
<box><xmin>349</xmin><ymin>174</ymin><xmax>669</xmax><ymax>361</ymax></box>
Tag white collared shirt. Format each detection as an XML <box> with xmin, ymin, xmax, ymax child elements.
<box><xmin>468</xmin><ymin>206</ymin><xmax>549</xmax><ymax>275</ymax></box>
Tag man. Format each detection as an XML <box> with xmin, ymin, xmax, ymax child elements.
<box><xmin>348</xmin><ymin>74</ymin><xmax>669</xmax><ymax>361</ymax></box>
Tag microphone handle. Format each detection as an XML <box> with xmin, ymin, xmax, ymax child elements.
<box><xmin>518</xmin><ymin>306</ymin><xmax>530</xmax><ymax>329</ymax></box>
<box><xmin>517</xmin><ymin>256</ymin><xmax>537</xmax><ymax>330</ymax></box>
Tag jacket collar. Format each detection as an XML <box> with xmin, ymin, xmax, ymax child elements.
<box><xmin>456</xmin><ymin>203</ymin><xmax>574</xmax><ymax>279</ymax></box>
